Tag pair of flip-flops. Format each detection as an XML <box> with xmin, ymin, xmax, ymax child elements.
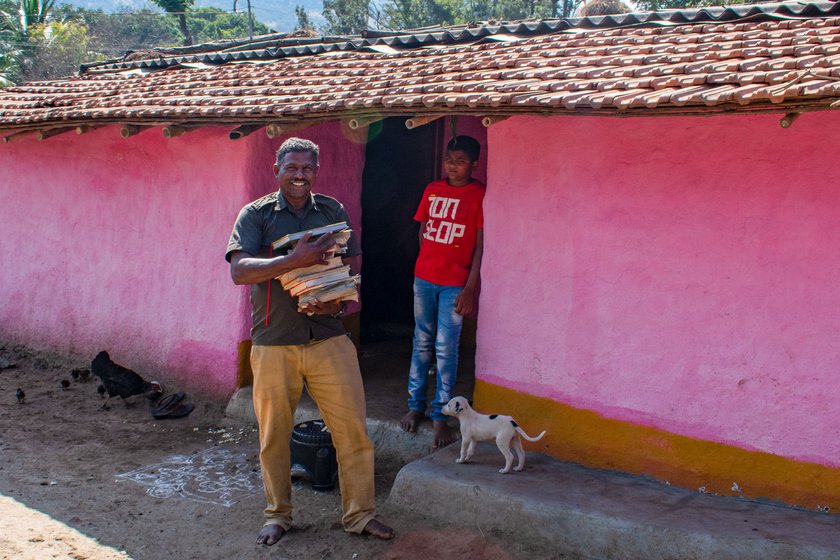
<box><xmin>152</xmin><ymin>391</ymin><xmax>194</xmax><ymax>419</ymax></box>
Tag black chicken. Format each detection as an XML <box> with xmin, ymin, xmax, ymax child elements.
<box><xmin>16</xmin><ymin>388</ymin><xmax>25</xmax><ymax>404</ymax></box>
<box><xmin>70</xmin><ymin>368</ymin><xmax>91</xmax><ymax>383</ymax></box>
<box><xmin>91</xmin><ymin>351</ymin><xmax>162</xmax><ymax>409</ymax></box>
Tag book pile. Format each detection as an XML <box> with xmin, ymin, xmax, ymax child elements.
<box><xmin>271</xmin><ymin>221</ymin><xmax>352</xmax><ymax>254</ymax></box>
<box><xmin>272</xmin><ymin>222</ymin><xmax>360</xmax><ymax>311</ymax></box>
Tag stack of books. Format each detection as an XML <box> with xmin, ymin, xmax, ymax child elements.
<box><xmin>272</xmin><ymin>222</ymin><xmax>360</xmax><ymax>311</ymax></box>
<box><xmin>271</xmin><ymin>221</ymin><xmax>352</xmax><ymax>255</ymax></box>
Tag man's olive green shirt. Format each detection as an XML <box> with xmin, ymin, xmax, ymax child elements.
<box><xmin>226</xmin><ymin>191</ymin><xmax>360</xmax><ymax>346</ymax></box>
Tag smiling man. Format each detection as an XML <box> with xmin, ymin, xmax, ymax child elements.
<box><xmin>226</xmin><ymin>137</ymin><xmax>394</xmax><ymax>546</ymax></box>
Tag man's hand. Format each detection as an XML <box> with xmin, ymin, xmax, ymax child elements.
<box><xmin>289</xmin><ymin>232</ymin><xmax>340</xmax><ymax>268</ymax></box>
<box><xmin>454</xmin><ymin>286</ymin><xmax>476</xmax><ymax>316</ymax></box>
<box><xmin>299</xmin><ymin>298</ymin><xmax>343</xmax><ymax>317</ymax></box>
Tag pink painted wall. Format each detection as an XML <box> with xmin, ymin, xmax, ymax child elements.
<box><xmin>0</xmin><ymin>121</ymin><xmax>366</xmax><ymax>396</ymax></box>
<box><xmin>479</xmin><ymin>112</ymin><xmax>840</xmax><ymax>467</ymax></box>
<box><xmin>0</xmin><ymin>126</ymin><xmax>249</xmax><ymax>395</ymax></box>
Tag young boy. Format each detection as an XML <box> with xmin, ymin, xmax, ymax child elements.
<box><xmin>399</xmin><ymin>135</ymin><xmax>485</xmax><ymax>449</ymax></box>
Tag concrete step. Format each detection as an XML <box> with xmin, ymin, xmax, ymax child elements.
<box><xmin>385</xmin><ymin>443</ymin><xmax>840</xmax><ymax>560</ymax></box>
<box><xmin>227</xmin><ymin>387</ymin><xmax>840</xmax><ymax>559</ymax></box>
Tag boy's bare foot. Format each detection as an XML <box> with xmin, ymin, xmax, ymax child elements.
<box><xmin>400</xmin><ymin>410</ymin><xmax>424</xmax><ymax>433</ymax></box>
<box><xmin>432</xmin><ymin>420</ymin><xmax>458</xmax><ymax>449</ymax></box>
<box><xmin>256</xmin><ymin>524</ymin><xmax>286</xmax><ymax>545</ymax></box>
<box><xmin>362</xmin><ymin>519</ymin><xmax>395</xmax><ymax>540</ymax></box>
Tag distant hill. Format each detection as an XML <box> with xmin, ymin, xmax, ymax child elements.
<box><xmin>62</xmin><ymin>0</ymin><xmax>325</xmax><ymax>32</ymax></box>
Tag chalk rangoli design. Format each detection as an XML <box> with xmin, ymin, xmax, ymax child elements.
<box><xmin>117</xmin><ymin>447</ymin><xmax>262</xmax><ymax>507</ymax></box>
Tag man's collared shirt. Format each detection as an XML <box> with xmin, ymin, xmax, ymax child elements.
<box><xmin>226</xmin><ymin>191</ymin><xmax>360</xmax><ymax>346</ymax></box>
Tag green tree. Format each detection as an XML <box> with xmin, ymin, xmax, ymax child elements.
<box><xmin>56</xmin><ymin>7</ymin><xmax>181</xmax><ymax>58</ymax></box>
<box><xmin>188</xmin><ymin>7</ymin><xmax>269</xmax><ymax>43</ymax></box>
<box><xmin>471</xmin><ymin>0</ymin><xmax>556</xmax><ymax>20</ymax></box>
<box><xmin>634</xmin><ymin>0</ymin><xmax>751</xmax><ymax>10</ymax></box>
<box><xmin>322</xmin><ymin>0</ymin><xmax>368</xmax><ymax>34</ymax></box>
<box><xmin>0</xmin><ymin>2</ymin><xmax>280</xmax><ymax>85</ymax></box>
<box><xmin>89</xmin><ymin>10</ymin><xmax>180</xmax><ymax>57</ymax></box>
<box><xmin>60</xmin><ymin>6</ymin><xmax>268</xmax><ymax>55</ymax></box>
<box><xmin>149</xmin><ymin>0</ymin><xmax>194</xmax><ymax>45</ymax></box>
<box><xmin>0</xmin><ymin>0</ymin><xmax>62</xmax><ymax>84</ymax></box>
<box><xmin>380</xmin><ymin>0</ymin><xmax>557</xmax><ymax>30</ymax></box>
<box><xmin>295</xmin><ymin>4</ymin><xmax>314</xmax><ymax>31</ymax></box>
<box><xmin>0</xmin><ymin>0</ymin><xmax>19</xmax><ymax>83</ymax></box>
<box><xmin>18</xmin><ymin>19</ymin><xmax>89</xmax><ymax>80</ymax></box>
<box><xmin>381</xmin><ymin>0</ymin><xmax>458</xmax><ymax>29</ymax></box>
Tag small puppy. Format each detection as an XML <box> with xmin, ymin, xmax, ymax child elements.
<box><xmin>442</xmin><ymin>396</ymin><xmax>546</xmax><ymax>474</ymax></box>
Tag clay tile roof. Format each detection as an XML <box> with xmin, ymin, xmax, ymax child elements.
<box><xmin>2</xmin><ymin>1</ymin><xmax>840</xmax><ymax>135</ymax></box>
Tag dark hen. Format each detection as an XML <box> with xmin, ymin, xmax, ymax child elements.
<box><xmin>70</xmin><ymin>368</ymin><xmax>91</xmax><ymax>383</ymax></box>
<box><xmin>91</xmin><ymin>351</ymin><xmax>161</xmax><ymax>409</ymax></box>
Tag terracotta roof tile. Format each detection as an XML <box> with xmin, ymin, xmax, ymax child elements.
<box><xmin>3</xmin><ymin>4</ymin><xmax>840</xmax><ymax>132</ymax></box>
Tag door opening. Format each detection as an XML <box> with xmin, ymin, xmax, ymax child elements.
<box><xmin>357</xmin><ymin>116</ymin><xmax>483</xmax><ymax>420</ymax></box>
<box><xmin>360</xmin><ymin>117</ymin><xmax>443</xmax><ymax>341</ymax></box>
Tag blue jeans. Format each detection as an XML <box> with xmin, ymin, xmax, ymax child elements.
<box><xmin>407</xmin><ymin>277</ymin><xmax>464</xmax><ymax>421</ymax></box>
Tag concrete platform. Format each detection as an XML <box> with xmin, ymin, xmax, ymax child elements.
<box><xmin>225</xmin><ymin>336</ymin><xmax>840</xmax><ymax>559</ymax></box>
<box><xmin>385</xmin><ymin>443</ymin><xmax>840</xmax><ymax>560</ymax></box>
<box><xmin>227</xmin><ymin>386</ymin><xmax>840</xmax><ymax>559</ymax></box>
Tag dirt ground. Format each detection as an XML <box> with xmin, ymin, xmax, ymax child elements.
<box><xmin>0</xmin><ymin>341</ymin><xmax>562</xmax><ymax>560</ymax></box>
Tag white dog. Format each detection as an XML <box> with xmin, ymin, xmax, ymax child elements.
<box><xmin>442</xmin><ymin>396</ymin><xmax>546</xmax><ymax>474</ymax></box>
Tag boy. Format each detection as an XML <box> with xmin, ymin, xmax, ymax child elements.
<box><xmin>399</xmin><ymin>135</ymin><xmax>485</xmax><ymax>449</ymax></box>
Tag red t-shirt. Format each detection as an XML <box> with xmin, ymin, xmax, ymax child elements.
<box><xmin>414</xmin><ymin>179</ymin><xmax>485</xmax><ymax>287</ymax></box>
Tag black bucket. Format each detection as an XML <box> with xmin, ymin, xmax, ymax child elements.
<box><xmin>289</xmin><ymin>419</ymin><xmax>338</xmax><ymax>491</ymax></box>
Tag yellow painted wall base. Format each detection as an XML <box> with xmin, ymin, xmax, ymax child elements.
<box><xmin>236</xmin><ymin>339</ymin><xmax>253</xmax><ymax>387</ymax></box>
<box><xmin>474</xmin><ymin>379</ymin><xmax>840</xmax><ymax>512</ymax></box>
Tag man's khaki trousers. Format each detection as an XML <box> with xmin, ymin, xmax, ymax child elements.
<box><xmin>251</xmin><ymin>334</ymin><xmax>375</xmax><ymax>533</ymax></box>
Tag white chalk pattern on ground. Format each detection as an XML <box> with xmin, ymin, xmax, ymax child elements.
<box><xmin>116</xmin><ymin>446</ymin><xmax>262</xmax><ymax>507</ymax></box>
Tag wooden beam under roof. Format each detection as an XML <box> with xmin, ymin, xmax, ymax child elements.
<box><xmin>120</xmin><ymin>125</ymin><xmax>152</xmax><ymax>138</ymax></box>
<box><xmin>2</xmin><ymin>130</ymin><xmax>34</xmax><ymax>143</ymax></box>
<box><xmin>229</xmin><ymin>124</ymin><xmax>264</xmax><ymax>140</ymax></box>
<box><xmin>75</xmin><ymin>125</ymin><xmax>105</xmax><ymax>135</ymax></box>
<box><xmin>36</xmin><ymin>127</ymin><xmax>75</xmax><ymax>141</ymax></box>
<box><xmin>162</xmin><ymin>124</ymin><xmax>200</xmax><ymax>138</ymax></box>
<box><xmin>347</xmin><ymin>115</ymin><xmax>385</xmax><ymax>130</ymax></box>
<box><xmin>779</xmin><ymin>112</ymin><xmax>800</xmax><ymax>128</ymax></box>
<box><xmin>405</xmin><ymin>115</ymin><xmax>445</xmax><ymax>129</ymax></box>
<box><xmin>265</xmin><ymin>121</ymin><xmax>317</xmax><ymax>139</ymax></box>
<box><xmin>482</xmin><ymin>115</ymin><xmax>509</xmax><ymax>127</ymax></box>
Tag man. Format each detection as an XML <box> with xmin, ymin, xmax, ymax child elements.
<box><xmin>226</xmin><ymin>137</ymin><xmax>395</xmax><ymax>545</ymax></box>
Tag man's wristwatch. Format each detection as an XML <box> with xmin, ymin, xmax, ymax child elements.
<box><xmin>330</xmin><ymin>304</ymin><xmax>345</xmax><ymax>319</ymax></box>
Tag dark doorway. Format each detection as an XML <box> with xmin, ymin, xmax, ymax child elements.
<box><xmin>360</xmin><ymin>117</ymin><xmax>444</xmax><ymax>340</ymax></box>
<box><xmin>356</xmin><ymin>116</ymin><xmax>479</xmax><ymax>421</ymax></box>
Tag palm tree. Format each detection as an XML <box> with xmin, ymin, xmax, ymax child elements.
<box><xmin>0</xmin><ymin>0</ymin><xmax>85</xmax><ymax>85</ymax></box>
<box><xmin>0</xmin><ymin>0</ymin><xmax>57</xmax><ymax>84</ymax></box>
<box><xmin>18</xmin><ymin>0</ymin><xmax>55</xmax><ymax>30</ymax></box>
